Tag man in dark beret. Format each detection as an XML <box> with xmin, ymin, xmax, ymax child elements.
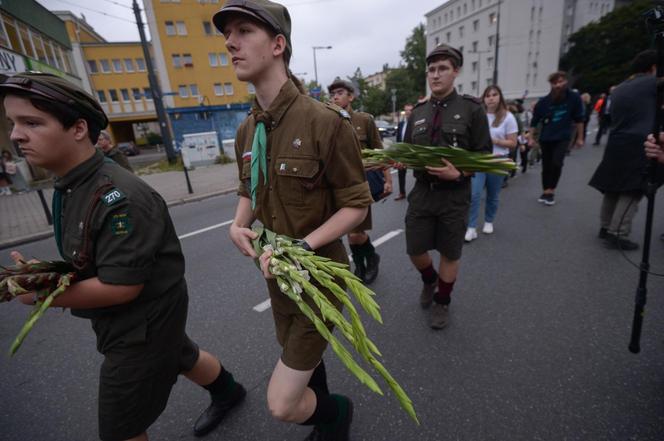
<box><xmin>403</xmin><ymin>44</ymin><xmax>492</xmax><ymax>329</ymax></box>
<box><xmin>1</xmin><ymin>72</ymin><xmax>245</xmax><ymax>440</ymax></box>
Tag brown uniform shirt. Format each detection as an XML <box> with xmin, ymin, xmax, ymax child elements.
<box><xmin>234</xmin><ymin>79</ymin><xmax>373</xmax><ymax>241</ymax></box>
<box><xmin>349</xmin><ymin>110</ymin><xmax>383</xmax><ymax>150</ymax></box>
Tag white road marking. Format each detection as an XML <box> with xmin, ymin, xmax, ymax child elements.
<box><xmin>178</xmin><ymin>220</ymin><xmax>233</xmax><ymax>240</ymax></box>
<box><xmin>255</xmin><ymin>229</ymin><xmax>404</xmax><ymax>312</ymax></box>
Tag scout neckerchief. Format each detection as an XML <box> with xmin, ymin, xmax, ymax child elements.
<box><xmin>250</xmin><ymin>119</ymin><xmax>268</xmax><ymax>209</ymax></box>
<box><xmin>52</xmin><ymin>189</ymin><xmax>64</xmax><ymax>258</ymax></box>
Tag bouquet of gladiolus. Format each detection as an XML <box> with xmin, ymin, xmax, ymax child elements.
<box><xmin>363</xmin><ymin>142</ymin><xmax>517</xmax><ymax>175</ymax></box>
<box><xmin>251</xmin><ymin>227</ymin><xmax>418</xmax><ymax>424</ymax></box>
<box><xmin>1</xmin><ymin>260</ymin><xmax>75</xmax><ymax>355</ymax></box>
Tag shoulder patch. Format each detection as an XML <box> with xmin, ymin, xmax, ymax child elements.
<box><xmin>110</xmin><ymin>213</ymin><xmax>133</xmax><ymax>236</ymax></box>
<box><xmin>325</xmin><ymin>102</ymin><xmax>351</xmax><ymax>120</ymax></box>
<box><xmin>102</xmin><ymin>188</ymin><xmax>126</xmax><ymax>206</ymax></box>
<box><xmin>462</xmin><ymin>94</ymin><xmax>482</xmax><ymax>104</ymax></box>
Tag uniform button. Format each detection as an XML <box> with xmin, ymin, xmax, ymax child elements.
<box><xmin>293</xmin><ymin>167</ymin><xmax>298</xmax><ymax>173</ymax></box>
<box><xmin>66</xmin><ymin>189</ymin><xmax>72</xmax><ymax>194</ymax></box>
<box><xmin>269</xmin><ymin>186</ymin><xmax>273</xmax><ymax>191</ymax></box>
<box><xmin>272</xmin><ymin>215</ymin><xmax>277</xmax><ymax>219</ymax></box>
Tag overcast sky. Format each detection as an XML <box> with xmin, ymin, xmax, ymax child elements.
<box><xmin>37</xmin><ymin>0</ymin><xmax>434</xmax><ymax>89</ymax></box>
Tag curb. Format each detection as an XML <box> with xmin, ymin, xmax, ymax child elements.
<box><xmin>0</xmin><ymin>188</ymin><xmax>237</xmax><ymax>249</ymax></box>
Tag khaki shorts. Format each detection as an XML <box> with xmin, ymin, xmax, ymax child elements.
<box><xmin>98</xmin><ymin>291</ymin><xmax>199</xmax><ymax>441</ymax></box>
<box><xmin>405</xmin><ymin>181</ymin><xmax>470</xmax><ymax>261</ymax></box>
<box><xmin>268</xmin><ymin>239</ymin><xmax>347</xmax><ymax>371</ymax></box>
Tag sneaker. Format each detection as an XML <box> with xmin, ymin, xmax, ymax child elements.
<box><xmin>537</xmin><ymin>193</ymin><xmax>547</xmax><ymax>203</ymax></box>
<box><xmin>482</xmin><ymin>222</ymin><xmax>494</xmax><ymax>234</ymax></box>
<box><xmin>543</xmin><ymin>194</ymin><xmax>555</xmax><ymax>206</ymax></box>
<box><xmin>430</xmin><ymin>303</ymin><xmax>449</xmax><ymax>330</ymax></box>
<box><xmin>364</xmin><ymin>252</ymin><xmax>380</xmax><ymax>285</ymax></box>
<box><xmin>603</xmin><ymin>233</ymin><xmax>639</xmax><ymax>251</ymax></box>
<box><xmin>464</xmin><ymin>227</ymin><xmax>478</xmax><ymax>242</ymax></box>
<box><xmin>420</xmin><ymin>281</ymin><xmax>436</xmax><ymax>309</ymax></box>
<box><xmin>194</xmin><ymin>382</ymin><xmax>246</xmax><ymax>437</ymax></box>
<box><xmin>303</xmin><ymin>396</ymin><xmax>354</xmax><ymax>441</ymax></box>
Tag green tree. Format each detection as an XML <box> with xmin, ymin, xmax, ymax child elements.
<box><xmin>560</xmin><ymin>0</ymin><xmax>652</xmax><ymax>94</ymax></box>
<box><xmin>400</xmin><ymin>23</ymin><xmax>427</xmax><ymax>96</ymax></box>
<box><xmin>385</xmin><ymin>68</ymin><xmax>419</xmax><ymax>110</ymax></box>
<box><xmin>363</xmin><ymin>85</ymin><xmax>388</xmax><ymax>116</ymax></box>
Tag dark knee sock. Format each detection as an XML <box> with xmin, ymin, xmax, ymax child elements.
<box><xmin>300</xmin><ymin>389</ymin><xmax>341</xmax><ymax>429</ymax></box>
<box><xmin>349</xmin><ymin>244</ymin><xmax>363</xmax><ymax>264</ymax></box>
<box><xmin>307</xmin><ymin>360</ymin><xmax>329</xmax><ymax>395</ymax></box>
<box><xmin>362</xmin><ymin>237</ymin><xmax>375</xmax><ymax>255</ymax></box>
<box><xmin>434</xmin><ymin>278</ymin><xmax>455</xmax><ymax>305</ymax></box>
<box><xmin>418</xmin><ymin>264</ymin><xmax>438</xmax><ymax>284</ymax></box>
<box><xmin>203</xmin><ymin>367</ymin><xmax>236</xmax><ymax>398</ymax></box>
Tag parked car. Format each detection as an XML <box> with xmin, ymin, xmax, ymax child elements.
<box><xmin>117</xmin><ymin>141</ymin><xmax>140</xmax><ymax>156</ymax></box>
<box><xmin>375</xmin><ymin>120</ymin><xmax>397</xmax><ymax>138</ymax></box>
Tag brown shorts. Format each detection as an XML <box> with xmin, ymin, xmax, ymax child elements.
<box><xmin>98</xmin><ymin>291</ymin><xmax>199</xmax><ymax>441</ymax></box>
<box><xmin>405</xmin><ymin>181</ymin><xmax>470</xmax><ymax>261</ymax></box>
<box><xmin>268</xmin><ymin>239</ymin><xmax>347</xmax><ymax>371</ymax></box>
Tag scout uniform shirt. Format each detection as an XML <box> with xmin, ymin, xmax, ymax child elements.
<box><xmin>405</xmin><ymin>89</ymin><xmax>492</xmax><ymax>188</ymax></box>
<box><xmin>234</xmin><ymin>79</ymin><xmax>373</xmax><ymax>244</ymax></box>
<box><xmin>349</xmin><ymin>110</ymin><xmax>383</xmax><ymax>151</ymax></box>
<box><xmin>54</xmin><ymin>149</ymin><xmax>187</xmax><ymax>354</ymax></box>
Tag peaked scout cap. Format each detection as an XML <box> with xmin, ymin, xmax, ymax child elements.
<box><xmin>426</xmin><ymin>44</ymin><xmax>464</xmax><ymax>68</ymax></box>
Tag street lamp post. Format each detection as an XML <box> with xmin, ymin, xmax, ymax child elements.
<box><xmin>312</xmin><ymin>46</ymin><xmax>332</xmax><ymax>85</ymax></box>
<box><xmin>391</xmin><ymin>88</ymin><xmax>397</xmax><ymax>123</ymax></box>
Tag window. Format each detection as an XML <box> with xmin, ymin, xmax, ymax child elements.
<box><xmin>124</xmin><ymin>58</ymin><xmax>135</xmax><ymax>72</ymax></box>
<box><xmin>143</xmin><ymin>88</ymin><xmax>153</xmax><ymax>100</ymax></box>
<box><xmin>488</xmin><ymin>35</ymin><xmax>494</xmax><ymax>46</ymax></box>
<box><xmin>472</xmin><ymin>0</ymin><xmax>476</xmax><ymax>10</ymax></box>
<box><xmin>531</xmin><ymin>6</ymin><xmax>535</xmax><ymax>20</ymax></box>
<box><xmin>209</xmin><ymin>52</ymin><xmax>218</xmax><ymax>67</ymax></box>
<box><xmin>459</xmin><ymin>25</ymin><xmax>464</xmax><ymax>38</ymax></box>
<box><xmin>224</xmin><ymin>82</ymin><xmax>234</xmax><ymax>95</ymax></box>
<box><xmin>247</xmin><ymin>83</ymin><xmax>256</xmax><ymax>94</ymax></box>
<box><xmin>136</xmin><ymin>58</ymin><xmax>146</xmax><ymax>71</ymax></box>
<box><xmin>165</xmin><ymin>21</ymin><xmax>176</xmax><ymax>36</ymax></box>
<box><xmin>190</xmin><ymin>84</ymin><xmax>199</xmax><ymax>96</ymax></box>
<box><xmin>3</xmin><ymin>17</ymin><xmax>20</xmax><ymax>52</ymax></box>
<box><xmin>97</xmin><ymin>90</ymin><xmax>107</xmax><ymax>103</ymax></box>
<box><xmin>109</xmin><ymin>89</ymin><xmax>119</xmax><ymax>102</ymax></box>
<box><xmin>176</xmin><ymin>21</ymin><xmax>187</xmax><ymax>35</ymax></box>
<box><xmin>219</xmin><ymin>53</ymin><xmax>229</xmax><ymax>65</ymax></box>
<box><xmin>489</xmin><ymin>12</ymin><xmax>497</xmax><ymax>24</ymax></box>
<box><xmin>459</xmin><ymin>45</ymin><xmax>464</xmax><ymax>54</ymax></box>
<box><xmin>172</xmin><ymin>54</ymin><xmax>182</xmax><ymax>68</ymax></box>
<box><xmin>446</xmin><ymin>31</ymin><xmax>451</xmax><ymax>42</ymax></box>
<box><xmin>132</xmin><ymin>88</ymin><xmax>142</xmax><ymax>100</ymax></box>
<box><xmin>18</xmin><ymin>24</ymin><xmax>34</xmax><ymax>58</ymax></box>
<box><xmin>203</xmin><ymin>21</ymin><xmax>213</xmax><ymax>35</ymax></box>
<box><xmin>472</xmin><ymin>61</ymin><xmax>477</xmax><ymax>72</ymax></box>
<box><xmin>463</xmin><ymin>3</ymin><xmax>467</xmax><ymax>14</ymax></box>
<box><xmin>178</xmin><ymin>85</ymin><xmax>188</xmax><ymax>97</ymax></box>
<box><xmin>434</xmin><ymin>37</ymin><xmax>439</xmax><ymax>46</ymax></box>
<box><xmin>112</xmin><ymin>59</ymin><xmax>123</xmax><ymax>72</ymax></box>
<box><xmin>183</xmin><ymin>53</ymin><xmax>193</xmax><ymax>67</ymax></box>
<box><xmin>473</xmin><ymin>19</ymin><xmax>479</xmax><ymax>31</ymax></box>
<box><xmin>88</xmin><ymin>60</ymin><xmax>99</xmax><ymax>73</ymax></box>
<box><xmin>487</xmin><ymin>57</ymin><xmax>494</xmax><ymax>68</ymax></box>
<box><xmin>214</xmin><ymin>83</ymin><xmax>224</xmax><ymax>96</ymax></box>
<box><xmin>471</xmin><ymin>81</ymin><xmax>477</xmax><ymax>92</ymax></box>
<box><xmin>100</xmin><ymin>59</ymin><xmax>111</xmax><ymax>73</ymax></box>
<box><xmin>120</xmin><ymin>88</ymin><xmax>130</xmax><ymax>101</ymax></box>
<box><xmin>458</xmin><ymin>84</ymin><xmax>463</xmax><ymax>93</ymax></box>
<box><xmin>472</xmin><ymin>41</ymin><xmax>478</xmax><ymax>52</ymax></box>
<box><xmin>32</xmin><ymin>33</ymin><xmax>47</xmax><ymax>62</ymax></box>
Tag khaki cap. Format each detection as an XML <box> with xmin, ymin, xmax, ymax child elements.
<box><xmin>213</xmin><ymin>0</ymin><xmax>292</xmax><ymax>56</ymax></box>
<box><xmin>327</xmin><ymin>78</ymin><xmax>355</xmax><ymax>95</ymax></box>
<box><xmin>0</xmin><ymin>71</ymin><xmax>108</xmax><ymax>128</ymax></box>
<box><xmin>426</xmin><ymin>44</ymin><xmax>463</xmax><ymax>67</ymax></box>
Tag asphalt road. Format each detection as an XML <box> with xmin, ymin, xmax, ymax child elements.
<box><xmin>2</xmin><ymin>142</ymin><xmax>664</xmax><ymax>441</ymax></box>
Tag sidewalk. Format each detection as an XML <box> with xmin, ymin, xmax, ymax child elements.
<box><xmin>0</xmin><ymin>162</ymin><xmax>240</xmax><ymax>249</ymax></box>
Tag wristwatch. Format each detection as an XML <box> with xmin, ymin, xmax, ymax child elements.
<box><xmin>295</xmin><ymin>239</ymin><xmax>313</xmax><ymax>251</ymax></box>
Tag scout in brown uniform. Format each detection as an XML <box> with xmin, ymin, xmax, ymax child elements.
<box><xmin>404</xmin><ymin>44</ymin><xmax>492</xmax><ymax>329</ymax></box>
<box><xmin>216</xmin><ymin>1</ymin><xmax>373</xmax><ymax>440</ymax></box>
<box><xmin>328</xmin><ymin>78</ymin><xmax>392</xmax><ymax>284</ymax></box>
<box><xmin>1</xmin><ymin>72</ymin><xmax>244</xmax><ymax>441</ymax></box>
<box><xmin>96</xmin><ymin>130</ymin><xmax>134</xmax><ymax>173</ymax></box>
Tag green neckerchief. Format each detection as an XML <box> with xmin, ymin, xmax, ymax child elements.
<box><xmin>52</xmin><ymin>189</ymin><xmax>64</xmax><ymax>258</ymax></box>
<box><xmin>250</xmin><ymin>121</ymin><xmax>268</xmax><ymax>209</ymax></box>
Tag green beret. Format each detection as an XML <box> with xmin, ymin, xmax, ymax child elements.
<box><xmin>0</xmin><ymin>72</ymin><xmax>108</xmax><ymax>128</ymax></box>
<box><xmin>213</xmin><ymin>0</ymin><xmax>292</xmax><ymax>57</ymax></box>
<box><xmin>426</xmin><ymin>44</ymin><xmax>463</xmax><ymax>68</ymax></box>
<box><xmin>327</xmin><ymin>78</ymin><xmax>355</xmax><ymax>95</ymax></box>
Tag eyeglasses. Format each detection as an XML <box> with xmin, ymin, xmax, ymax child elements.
<box><xmin>427</xmin><ymin>66</ymin><xmax>451</xmax><ymax>76</ymax></box>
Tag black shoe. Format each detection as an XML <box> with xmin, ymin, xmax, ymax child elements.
<box><xmin>303</xmin><ymin>397</ymin><xmax>354</xmax><ymax>441</ymax></box>
<box><xmin>543</xmin><ymin>194</ymin><xmax>555</xmax><ymax>206</ymax></box>
<box><xmin>353</xmin><ymin>260</ymin><xmax>366</xmax><ymax>282</ymax></box>
<box><xmin>194</xmin><ymin>382</ymin><xmax>246</xmax><ymax>437</ymax></box>
<box><xmin>603</xmin><ymin>233</ymin><xmax>639</xmax><ymax>251</ymax></box>
<box><xmin>598</xmin><ymin>227</ymin><xmax>608</xmax><ymax>239</ymax></box>
<box><xmin>364</xmin><ymin>253</ymin><xmax>380</xmax><ymax>284</ymax></box>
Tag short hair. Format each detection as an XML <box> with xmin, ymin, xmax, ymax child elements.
<box><xmin>428</xmin><ymin>54</ymin><xmax>460</xmax><ymax>70</ymax></box>
<box><xmin>2</xmin><ymin>89</ymin><xmax>102</xmax><ymax>143</ymax></box>
<box><xmin>98</xmin><ymin>130</ymin><xmax>111</xmax><ymax>141</ymax></box>
<box><xmin>548</xmin><ymin>71</ymin><xmax>567</xmax><ymax>83</ymax></box>
<box><xmin>630</xmin><ymin>50</ymin><xmax>657</xmax><ymax>74</ymax></box>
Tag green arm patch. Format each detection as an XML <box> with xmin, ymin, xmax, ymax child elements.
<box><xmin>110</xmin><ymin>213</ymin><xmax>133</xmax><ymax>236</ymax></box>
<box><xmin>102</xmin><ymin>188</ymin><xmax>126</xmax><ymax>206</ymax></box>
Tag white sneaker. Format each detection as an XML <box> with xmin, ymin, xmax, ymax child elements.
<box><xmin>464</xmin><ymin>227</ymin><xmax>478</xmax><ymax>242</ymax></box>
<box><xmin>482</xmin><ymin>222</ymin><xmax>494</xmax><ymax>234</ymax></box>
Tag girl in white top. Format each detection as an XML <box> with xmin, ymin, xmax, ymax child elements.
<box><xmin>465</xmin><ymin>85</ymin><xmax>518</xmax><ymax>242</ymax></box>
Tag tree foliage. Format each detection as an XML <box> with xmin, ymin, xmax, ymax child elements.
<box><xmin>400</xmin><ymin>23</ymin><xmax>427</xmax><ymax>96</ymax></box>
<box><xmin>560</xmin><ymin>0</ymin><xmax>652</xmax><ymax>94</ymax></box>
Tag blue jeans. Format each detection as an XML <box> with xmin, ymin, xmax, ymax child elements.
<box><xmin>469</xmin><ymin>172</ymin><xmax>503</xmax><ymax>228</ymax></box>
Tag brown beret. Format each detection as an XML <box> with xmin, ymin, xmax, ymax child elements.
<box><xmin>327</xmin><ymin>78</ymin><xmax>355</xmax><ymax>95</ymax></box>
<box><xmin>0</xmin><ymin>71</ymin><xmax>108</xmax><ymax>128</ymax></box>
<box><xmin>213</xmin><ymin>0</ymin><xmax>292</xmax><ymax>57</ymax></box>
<box><xmin>426</xmin><ymin>44</ymin><xmax>463</xmax><ymax>68</ymax></box>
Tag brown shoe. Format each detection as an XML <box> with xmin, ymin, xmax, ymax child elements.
<box><xmin>430</xmin><ymin>303</ymin><xmax>449</xmax><ymax>329</ymax></box>
<box><xmin>420</xmin><ymin>282</ymin><xmax>436</xmax><ymax>309</ymax></box>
